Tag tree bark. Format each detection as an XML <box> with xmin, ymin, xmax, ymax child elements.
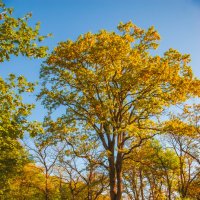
<box><xmin>109</xmin><ymin>155</ymin><xmax>117</xmax><ymax>200</ymax></box>
<box><xmin>45</xmin><ymin>172</ymin><xmax>49</xmax><ymax>200</ymax></box>
<box><xmin>139</xmin><ymin>169</ymin><xmax>145</xmax><ymax>200</ymax></box>
<box><xmin>116</xmin><ymin>152</ymin><xmax>123</xmax><ymax>200</ymax></box>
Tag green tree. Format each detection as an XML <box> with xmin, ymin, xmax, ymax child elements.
<box><xmin>0</xmin><ymin>1</ymin><xmax>48</xmax><ymax>195</ymax></box>
<box><xmin>0</xmin><ymin>75</ymin><xmax>36</xmax><ymax>195</ymax></box>
<box><xmin>39</xmin><ymin>21</ymin><xmax>200</xmax><ymax>200</ymax></box>
<box><xmin>166</xmin><ymin>104</ymin><xmax>200</xmax><ymax>199</ymax></box>
<box><xmin>123</xmin><ymin>138</ymin><xmax>184</xmax><ymax>200</ymax></box>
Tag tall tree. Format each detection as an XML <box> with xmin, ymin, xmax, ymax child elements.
<box><xmin>39</xmin><ymin>21</ymin><xmax>200</xmax><ymax>199</ymax></box>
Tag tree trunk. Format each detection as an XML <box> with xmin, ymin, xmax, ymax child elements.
<box><xmin>116</xmin><ymin>152</ymin><xmax>123</xmax><ymax>200</ymax></box>
<box><xmin>109</xmin><ymin>155</ymin><xmax>117</xmax><ymax>200</ymax></box>
<box><xmin>166</xmin><ymin>175</ymin><xmax>172</xmax><ymax>200</ymax></box>
<box><xmin>45</xmin><ymin>172</ymin><xmax>49</xmax><ymax>200</ymax></box>
<box><xmin>139</xmin><ymin>169</ymin><xmax>145</xmax><ymax>200</ymax></box>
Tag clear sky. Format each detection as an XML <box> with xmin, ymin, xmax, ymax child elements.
<box><xmin>1</xmin><ymin>0</ymin><xmax>200</xmax><ymax>121</ymax></box>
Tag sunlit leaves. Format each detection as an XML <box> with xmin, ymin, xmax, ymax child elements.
<box><xmin>40</xmin><ymin>21</ymin><xmax>199</xmax><ymax>137</ymax></box>
<box><xmin>0</xmin><ymin>75</ymin><xmax>36</xmax><ymax>138</ymax></box>
<box><xmin>0</xmin><ymin>2</ymin><xmax>49</xmax><ymax>62</ymax></box>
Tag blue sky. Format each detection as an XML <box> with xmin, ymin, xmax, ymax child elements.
<box><xmin>1</xmin><ymin>0</ymin><xmax>200</xmax><ymax>121</ymax></box>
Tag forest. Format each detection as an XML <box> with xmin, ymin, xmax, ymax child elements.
<box><xmin>0</xmin><ymin>1</ymin><xmax>199</xmax><ymax>200</ymax></box>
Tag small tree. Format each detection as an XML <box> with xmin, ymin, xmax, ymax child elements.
<box><xmin>166</xmin><ymin>104</ymin><xmax>200</xmax><ymax>199</ymax></box>
<box><xmin>25</xmin><ymin>138</ymin><xmax>65</xmax><ymax>200</ymax></box>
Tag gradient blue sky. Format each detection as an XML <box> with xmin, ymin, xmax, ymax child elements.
<box><xmin>1</xmin><ymin>0</ymin><xmax>200</xmax><ymax>121</ymax></box>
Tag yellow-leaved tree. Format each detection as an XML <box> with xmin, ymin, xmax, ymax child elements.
<box><xmin>39</xmin><ymin>22</ymin><xmax>200</xmax><ymax>200</ymax></box>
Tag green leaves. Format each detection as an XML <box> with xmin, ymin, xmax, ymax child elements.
<box><xmin>0</xmin><ymin>3</ymin><xmax>49</xmax><ymax>62</ymax></box>
<box><xmin>0</xmin><ymin>75</ymin><xmax>36</xmax><ymax>139</ymax></box>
